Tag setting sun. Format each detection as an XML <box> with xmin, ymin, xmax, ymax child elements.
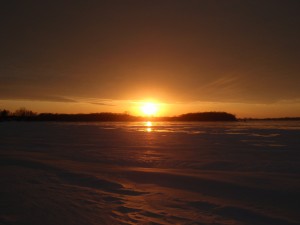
<box><xmin>141</xmin><ymin>103</ymin><xmax>158</xmax><ymax>116</ymax></box>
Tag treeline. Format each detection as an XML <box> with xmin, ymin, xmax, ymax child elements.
<box><xmin>0</xmin><ymin>108</ymin><xmax>238</xmax><ymax>122</ymax></box>
<box><xmin>2</xmin><ymin>108</ymin><xmax>298</xmax><ymax>121</ymax></box>
<box><xmin>175</xmin><ymin>112</ymin><xmax>237</xmax><ymax>121</ymax></box>
<box><xmin>1</xmin><ymin>107</ymin><xmax>37</xmax><ymax>120</ymax></box>
<box><xmin>0</xmin><ymin>108</ymin><xmax>137</xmax><ymax>122</ymax></box>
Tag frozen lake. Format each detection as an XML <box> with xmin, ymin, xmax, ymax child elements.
<box><xmin>0</xmin><ymin>121</ymin><xmax>299</xmax><ymax>225</ymax></box>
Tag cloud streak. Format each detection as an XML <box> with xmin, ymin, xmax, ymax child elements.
<box><xmin>0</xmin><ymin>94</ymin><xmax>77</xmax><ymax>103</ymax></box>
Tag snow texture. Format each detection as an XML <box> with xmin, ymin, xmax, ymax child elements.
<box><xmin>0</xmin><ymin>121</ymin><xmax>299</xmax><ymax>225</ymax></box>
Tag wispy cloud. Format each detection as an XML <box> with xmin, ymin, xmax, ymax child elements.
<box><xmin>88</xmin><ymin>102</ymin><xmax>115</xmax><ymax>106</ymax></box>
<box><xmin>71</xmin><ymin>97</ymin><xmax>116</xmax><ymax>106</ymax></box>
<box><xmin>0</xmin><ymin>94</ymin><xmax>78</xmax><ymax>103</ymax></box>
<box><xmin>189</xmin><ymin>75</ymin><xmax>243</xmax><ymax>102</ymax></box>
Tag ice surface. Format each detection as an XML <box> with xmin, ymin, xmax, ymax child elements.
<box><xmin>0</xmin><ymin>121</ymin><xmax>299</xmax><ymax>224</ymax></box>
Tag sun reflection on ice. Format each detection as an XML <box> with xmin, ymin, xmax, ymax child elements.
<box><xmin>146</xmin><ymin>121</ymin><xmax>152</xmax><ymax>132</ymax></box>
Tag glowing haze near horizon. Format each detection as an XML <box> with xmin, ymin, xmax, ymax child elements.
<box><xmin>0</xmin><ymin>1</ymin><xmax>299</xmax><ymax>118</ymax></box>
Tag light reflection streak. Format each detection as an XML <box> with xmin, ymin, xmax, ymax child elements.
<box><xmin>146</xmin><ymin>121</ymin><xmax>152</xmax><ymax>132</ymax></box>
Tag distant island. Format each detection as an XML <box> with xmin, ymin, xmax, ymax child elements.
<box><xmin>0</xmin><ymin>108</ymin><xmax>237</xmax><ymax>122</ymax></box>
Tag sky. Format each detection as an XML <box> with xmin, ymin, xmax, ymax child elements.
<box><xmin>0</xmin><ymin>0</ymin><xmax>300</xmax><ymax>118</ymax></box>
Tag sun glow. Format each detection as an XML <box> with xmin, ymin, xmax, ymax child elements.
<box><xmin>141</xmin><ymin>102</ymin><xmax>158</xmax><ymax>116</ymax></box>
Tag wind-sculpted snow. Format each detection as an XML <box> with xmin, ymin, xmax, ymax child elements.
<box><xmin>0</xmin><ymin>121</ymin><xmax>299</xmax><ymax>224</ymax></box>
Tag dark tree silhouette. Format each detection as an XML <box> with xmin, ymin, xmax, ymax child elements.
<box><xmin>3</xmin><ymin>108</ymin><xmax>298</xmax><ymax>122</ymax></box>
<box><xmin>177</xmin><ymin>112</ymin><xmax>237</xmax><ymax>121</ymax></box>
<box><xmin>0</xmin><ymin>109</ymin><xmax>10</xmax><ymax>117</ymax></box>
<box><xmin>12</xmin><ymin>107</ymin><xmax>37</xmax><ymax>120</ymax></box>
<box><xmin>0</xmin><ymin>109</ymin><xmax>10</xmax><ymax>121</ymax></box>
<box><xmin>14</xmin><ymin>107</ymin><xmax>36</xmax><ymax>117</ymax></box>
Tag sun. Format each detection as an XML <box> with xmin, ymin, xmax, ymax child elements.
<box><xmin>141</xmin><ymin>102</ymin><xmax>158</xmax><ymax>116</ymax></box>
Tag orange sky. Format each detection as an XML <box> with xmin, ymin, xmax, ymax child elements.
<box><xmin>0</xmin><ymin>1</ymin><xmax>299</xmax><ymax>118</ymax></box>
<box><xmin>1</xmin><ymin>98</ymin><xmax>300</xmax><ymax>118</ymax></box>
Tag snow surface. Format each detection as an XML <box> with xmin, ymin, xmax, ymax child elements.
<box><xmin>0</xmin><ymin>121</ymin><xmax>299</xmax><ymax>225</ymax></box>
